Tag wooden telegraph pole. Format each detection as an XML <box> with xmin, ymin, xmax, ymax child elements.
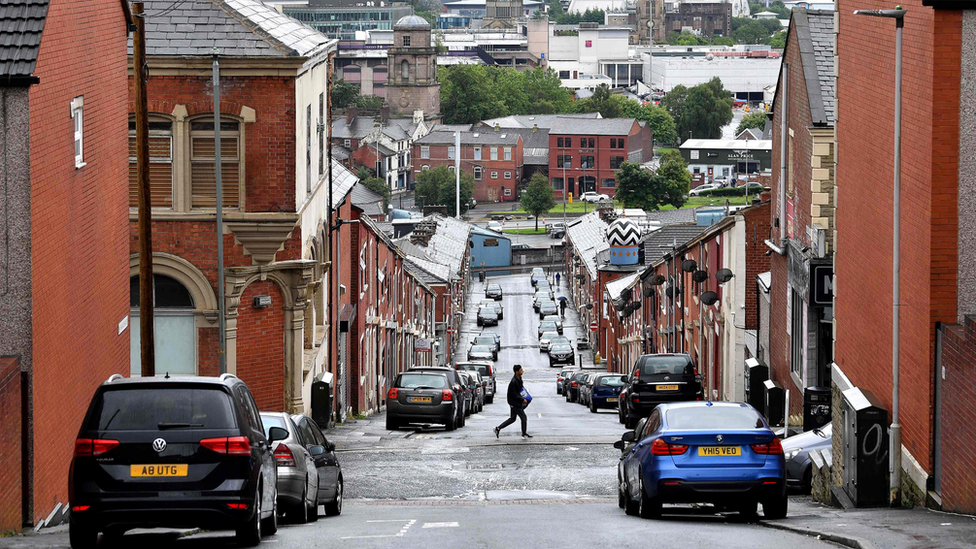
<box><xmin>133</xmin><ymin>2</ymin><xmax>155</xmax><ymax>376</ymax></box>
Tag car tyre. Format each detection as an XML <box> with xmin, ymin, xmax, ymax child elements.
<box><xmin>623</xmin><ymin>481</ymin><xmax>640</xmax><ymax>516</ymax></box>
<box><xmin>618</xmin><ymin>405</ymin><xmax>626</xmax><ymax>424</ymax></box>
<box><xmin>386</xmin><ymin>417</ymin><xmax>399</xmax><ymax>431</ymax></box>
<box><xmin>590</xmin><ymin>400</ymin><xmax>598</xmax><ymax>413</ymax></box>
<box><xmin>557</xmin><ymin>386</ymin><xmax>562</xmax><ymax>395</ymax></box>
<box><xmin>617</xmin><ymin>478</ymin><xmax>627</xmax><ymax>509</ymax></box>
<box><xmin>737</xmin><ymin>500</ymin><xmax>758</xmax><ymax>521</ymax></box>
<box><xmin>625</xmin><ymin>414</ymin><xmax>637</xmax><ymax>429</ymax></box>
<box><xmin>486</xmin><ymin>395</ymin><xmax>494</xmax><ymax>404</ymax></box>
<box><xmin>263</xmin><ymin>487</ymin><xmax>278</xmax><ymax>535</ymax></box>
<box><xmin>325</xmin><ymin>477</ymin><xmax>343</xmax><ymax>516</ymax></box>
<box><xmin>236</xmin><ymin>488</ymin><xmax>262</xmax><ymax>547</ymax></box>
<box><xmin>638</xmin><ymin>472</ymin><xmax>661</xmax><ymax>519</ymax></box>
<box><xmin>762</xmin><ymin>494</ymin><xmax>788</xmax><ymax>520</ymax></box>
<box><xmin>308</xmin><ymin>479</ymin><xmax>319</xmax><ymax>522</ymax></box>
<box><xmin>68</xmin><ymin>515</ymin><xmax>98</xmax><ymax>549</ymax></box>
<box><xmin>295</xmin><ymin>482</ymin><xmax>309</xmax><ymax>524</ymax></box>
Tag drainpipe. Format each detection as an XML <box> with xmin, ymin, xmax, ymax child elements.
<box><xmin>778</xmin><ymin>63</ymin><xmax>788</xmax><ymax>246</ymax></box>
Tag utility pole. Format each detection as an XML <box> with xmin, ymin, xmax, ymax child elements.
<box><xmin>213</xmin><ymin>52</ymin><xmax>227</xmax><ymax>374</ymax></box>
<box><xmin>133</xmin><ymin>2</ymin><xmax>155</xmax><ymax>377</ymax></box>
<box><xmin>326</xmin><ymin>51</ymin><xmax>337</xmax><ymax>420</ymax></box>
<box><xmin>455</xmin><ymin>130</ymin><xmax>461</xmax><ymax>218</ymax></box>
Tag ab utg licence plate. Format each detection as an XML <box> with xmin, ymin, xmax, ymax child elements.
<box><xmin>130</xmin><ymin>464</ymin><xmax>188</xmax><ymax>477</ymax></box>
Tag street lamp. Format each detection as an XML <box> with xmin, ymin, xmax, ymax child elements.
<box><xmin>853</xmin><ymin>5</ymin><xmax>906</xmax><ymax>507</ymax></box>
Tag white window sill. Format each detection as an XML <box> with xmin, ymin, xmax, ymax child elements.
<box><xmin>75</xmin><ymin>162</ymin><xmax>87</xmax><ymax>169</ymax></box>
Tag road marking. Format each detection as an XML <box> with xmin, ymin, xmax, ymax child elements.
<box><xmin>422</xmin><ymin>522</ymin><xmax>459</xmax><ymax>528</ymax></box>
<box><xmin>341</xmin><ymin>534</ymin><xmax>397</xmax><ymax>540</ymax></box>
<box><xmin>367</xmin><ymin>520</ymin><xmax>414</xmax><ymax>523</ymax></box>
<box><xmin>344</xmin><ymin>519</ymin><xmax>416</xmax><ymax>540</ymax></box>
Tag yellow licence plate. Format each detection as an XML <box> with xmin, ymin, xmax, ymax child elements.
<box><xmin>606</xmin><ymin>397</ymin><xmax>618</xmax><ymax>402</ymax></box>
<box><xmin>130</xmin><ymin>464</ymin><xmax>188</xmax><ymax>477</ymax></box>
<box><xmin>408</xmin><ymin>396</ymin><xmax>432</xmax><ymax>403</ymax></box>
<box><xmin>656</xmin><ymin>384</ymin><xmax>679</xmax><ymax>391</ymax></box>
<box><xmin>698</xmin><ymin>446</ymin><xmax>741</xmax><ymax>457</ymax></box>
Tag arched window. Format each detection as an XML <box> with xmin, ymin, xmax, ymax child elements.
<box><xmin>130</xmin><ymin>274</ymin><xmax>196</xmax><ymax>376</ymax></box>
<box><xmin>401</xmin><ymin>60</ymin><xmax>410</xmax><ymax>82</ymax></box>
<box><xmin>128</xmin><ymin>116</ymin><xmax>173</xmax><ymax>209</ymax></box>
<box><xmin>189</xmin><ymin>117</ymin><xmax>241</xmax><ymax>209</ymax></box>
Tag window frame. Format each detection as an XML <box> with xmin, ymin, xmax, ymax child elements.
<box><xmin>490</xmin><ymin>147</ymin><xmax>498</xmax><ymax>161</ymax></box>
<box><xmin>473</xmin><ymin>146</ymin><xmax>482</xmax><ymax>160</ymax></box>
<box><xmin>504</xmin><ymin>147</ymin><xmax>512</xmax><ymax>161</ymax></box>
<box><xmin>421</xmin><ymin>145</ymin><xmax>430</xmax><ymax>159</ymax></box>
<box><xmin>71</xmin><ymin>96</ymin><xmax>85</xmax><ymax>168</ymax></box>
<box><xmin>503</xmin><ymin>171</ymin><xmax>511</xmax><ymax>179</ymax></box>
<box><xmin>490</xmin><ymin>171</ymin><xmax>498</xmax><ymax>179</ymax></box>
<box><xmin>187</xmin><ymin>115</ymin><xmax>245</xmax><ymax>211</ymax></box>
<box><xmin>129</xmin><ymin>116</ymin><xmax>175</xmax><ymax>210</ymax></box>
<box><xmin>474</xmin><ymin>166</ymin><xmax>482</xmax><ymax>180</ymax></box>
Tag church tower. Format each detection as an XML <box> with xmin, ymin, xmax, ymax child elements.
<box><xmin>386</xmin><ymin>15</ymin><xmax>440</xmax><ymax>119</ymax></box>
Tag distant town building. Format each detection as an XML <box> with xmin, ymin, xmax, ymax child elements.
<box><xmin>679</xmin><ymin>139</ymin><xmax>773</xmax><ymax>181</ymax></box>
<box><xmin>665</xmin><ymin>1</ymin><xmax>732</xmax><ymax>37</ymax></box>
<box><xmin>548</xmin><ymin>117</ymin><xmax>653</xmax><ymax>199</ymax></box>
<box><xmin>386</xmin><ymin>15</ymin><xmax>441</xmax><ymax>119</ymax></box>
<box><xmin>413</xmin><ymin>129</ymin><xmax>524</xmax><ymax>203</ymax></box>
<box><xmin>483</xmin><ymin>0</ymin><xmax>524</xmax><ymax>28</ymax></box>
<box><xmin>285</xmin><ymin>0</ymin><xmax>413</xmax><ymax>39</ymax></box>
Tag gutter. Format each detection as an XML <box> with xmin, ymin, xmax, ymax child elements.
<box><xmin>764</xmin><ymin>238</ymin><xmax>786</xmax><ymax>256</ymax></box>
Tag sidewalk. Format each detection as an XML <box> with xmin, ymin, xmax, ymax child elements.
<box><xmin>764</xmin><ymin>498</ymin><xmax>976</xmax><ymax>549</ymax></box>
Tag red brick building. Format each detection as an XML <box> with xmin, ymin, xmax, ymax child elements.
<box><xmin>547</xmin><ymin>117</ymin><xmax>653</xmax><ymax>199</ymax></box>
<box><xmin>127</xmin><ymin>0</ymin><xmax>340</xmax><ymax>413</ymax></box>
<box><xmin>0</xmin><ymin>0</ymin><xmax>131</xmax><ymax>531</ymax></box>
<box><xmin>412</xmin><ymin>129</ymin><xmax>524</xmax><ymax>203</ymax></box>
<box><xmin>833</xmin><ymin>0</ymin><xmax>974</xmax><ymax>508</ymax></box>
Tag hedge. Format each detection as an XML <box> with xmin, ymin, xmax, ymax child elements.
<box><xmin>698</xmin><ymin>187</ymin><xmax>751</xmax><ymax>197</ymax></box>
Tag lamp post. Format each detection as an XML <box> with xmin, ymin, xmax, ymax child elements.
<box><xmin>853</xmin><ymin>5</ymin><xmax>906</xmax><ymax>507</ymax></box>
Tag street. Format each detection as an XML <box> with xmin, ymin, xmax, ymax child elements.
<box><xmin>4</xmin><ymin>273</ymin><xmax>836</xmax><ymax>549</ymax></box>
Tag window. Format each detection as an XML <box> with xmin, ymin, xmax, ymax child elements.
<box><xmin>601</xmin><ymin>178</ymin><xmax>616</xmax><ymax>188</ymax></box>
<box><xmin>344</xmin><ymin>139</ymin><xmax>351</xmax><ymax>147</ymax></box>
<box><xmin>189</xmin><ymin>117</ymin><xmax>241</xmax><ymax>208</ymax></box>
<box><xmin>551</xmin><ymin>177</ymin><xmax>564</xmax><ymax>190</ymax></box>
<box><xmin>587</xmin><ymin>138</ymin><xmax>595</xmax><ymax>148</ymax></box>
<box><xmin>504</xmin><ymin>171</ymin><xmax>511</xmax><ymax>179</ymax></box>
<box><xmin>609</xmin><ymin>156</ymin><xmax>624</xmax><ymax>169</ymax></box>
<box><xmin>421</xmin><ymin>164</ymin><xmax>429</xmax><ymax>170</ymax></box>
<box><xmin>557</xmin><ymin>155</ymin><xmax>572</xmax><ymax>168</ymax></box>
<box><xmin>581</xmin><ymin>155</ymin><xmax>595</xmax><ymax>168</ymax></box>
<box><xmin>318</xmin><ymin>93</ymin><xmax>325</xmax><ymax>176</ymax></box>
<box><xmin>556</xmin><ymin>137</ymin><xmax>564</xmax><ymax>148</ymax></box>
<box><xmin>617</xmin><ymin>138</ymin><xmax>626</xmax><ymax>149</ymax></box>
<box><xmin>491</xmin><ymin>171</ymin><xmax>498</xmax><ymax>179</ymax></box>
<box><xmin>790</xmin><ymin>288</ymin><xmax>803</xmax><ymax>378</ymax></box>
<box><xmin>558</xmin><ymin>70</ymin><xmax>570</xmax><ymax>79</ymax></box>
<box><xmin>474</xmin><ymin>146</ymin><xmax>482</xmax><ymax>160</ymax></box>
<box><xmin>71</xmin><ymin>96</ymin><xmax>84</xmax><ymax>167</ymax></box>
<box><xmin>448</xmin><ymin>145</ymin><xmax>455</xmax><ymax>159</ymax></box>
<box><xmin>504</xmin><ymin>147</ymin><xmax>512</xmax><ymax>161</ymax></box>
<box><xmin>474</xmin><ymin>166</ymin><xmax>482</xmax><ymax>180</ymax></box>
<box><xmin>403</xmin><ymin>35</ymin><xmax>411</xmax><ymax>46</ymax></box>
<box><xmin>401</xmin><ymin>60</ymin><xmax>410</xmax><ymax>81</ymax></box>
<box><xmin>421</xmin><ymin>145</ymin><xmax>430</xmax><ymax>159</ymax></box>
<box><xmin>504</xmin><ymin>188</ymin><xmax>512</xmax><ymax>196</ymax></box>
<box><xmin>128</xmin><ymin>118</ymin><xmax>174</xmax><ymax>208</ymax></box>
<box><xmin>306</xmin><ymin>104</ymin><xmax>313</xmax><ymax>193</ymax></box>
<box><xmin>490</xmin><ymin>147</ymin><xmax>498</xmax><ymax>160</ymax></box>
<box><xmin>610</xmin><ymin>138</ymin><xmax>617</xmax><ymax>148</ymax></box>
<box><xmin>565</xmin><ymin>137</ymin><xmax>573</xmax><ymax>148</ymax></box>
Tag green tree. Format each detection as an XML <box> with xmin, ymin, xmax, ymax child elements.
<box><xmin>710</xmin><ymin>35</ymin><xmax>735</xmax><ymax>46</ymax></box>
<box><xmin>361</xmin><ymin>177</ymin><xmax>390</xmax><ymax>210</ymax></box>
<box><xmin>664</xmin><ymin>78</ymin><xmax>733</xmax><ymax>141</ymax></box>
<box><xmin>548</xmin><ymin>0</ymin><xmax>565</xmax><ymax>19</ymax></box>
<box><xmin>414</xmin><ymin>166</ymin><xmax>475</xmax><ymax>214</ymax></box>
<box><xmin>769</xmin><ymin>30</ymin><xmax>786</xmax><ymax>48</ymax></box>
<box><xmin>619</xmin><ymin>100</ymin><xmax>679</xmax><ymax>145</ymax></box>
<box><xmin>732</xmin><ymin>20</ymin><xmax>772</xmax><ymax>44</ymax></box>
<box><xmin>332</xmin><ymin>78</ymin><xmax>360</xmax><ymax>109</ymax></box>
<box><xmin>736</xmin><ymin>110</ymin><xmax>767</xmax><ymax>136</ymax></box>
<box><xmin>655</xmin><ymin>150</ymin><xmax>691</xmax><ymax>208</ymax></box>
<box><xmin>492</xmin><ymin>66</ymin><xmax>530</xmax><ymax>115</ymax></box>
<box><xmin>575</xmin><ymin>84</ymin><xmax>628</xmax><ymax>118</ymax></box>
<box><xmin>614</xmin><ymin>157</ymin><xmax>688</xmax><ymax>211</ymax></box>
<box><xmin>522</xmin><ymin>68</ymin><xmax>574</xmax><ymax>114</ymax></box>
<box><xmin>355</xmin><ymin>94</ymin><xmax>385</xmax><ymax>110</ymax></box>
<box><xmin>520</xmin><ymin>173</ymin><xmax>556</xmax><ymax>230</ymax></box>
<box><xmin>440</xmin><ymin>65</ymin><xmax>507</xmax><ymax>124</ymax></box>
<box><xmin>659</xmin><ymin>84</ymin><xmax>689</xmax><ymax>128</ymax></box>
<box><xmin>758</xmin><ymin>18</ymin><xmax>782</xmax><ymax>34</ymax></box>
<box><xmin>614</xmin><ymin>162</ymin><xmax>659</xmax><ymax>210</ymax></box>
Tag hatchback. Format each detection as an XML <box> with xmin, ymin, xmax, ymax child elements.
<box><xmin>479</xmin><ymin>299</ymin><xmax>504</xmax><ymax>320</ymax></box>
<box><xmin>557</xmin><ymin>369</ymin><xmax>577</xmax><ymax>395</ymax></box>
<box><xmin>538</xmin><ymin>320</ymin><xmax>559</xmax><ymax>339</ymax></box>
<box><xmin>456</xmin><ymin>361</ymin><xmax>495</xmax><ymax>404</ymax></box>
<box><xmin>258</xmin><ymin>412</ymin><xmax>318</xmax><ymax>524</ymax></box>
<box><xmin>289</xmin><ymin>414</ymin><xmax>343</xmax><ymax>517</ymax></box>
<box><xmin>539</xmin><ymin>331</ymin><xmax>559</xmax><ymax>353</ymax></box>
<box><xmin>542</xmin><ymin>315</ymin><xmax>563</xmax><ymax>334</ymax></box>
<box><xmin>471</xmin><ymin>335</ymin><xmax>498</xmax><ymax>360</ymax></box>
<box><xmin>68</xmin><ymin>374</ymin><xmax>283</xmax><ymax>549</ymax></box>
<box><xmin>408</xmin><ymin>367</ymin><xmax>467</xmax><ymax>427</ymax></box>
<box><xmin>588</xmin><ymin>374</ymin><xmax>625</xmax><ymax>412</ymax></box>
<box><xmin>468</xmin><ymin>344</ymin><xmax>495</xmax><ymax>362</ymax></box>
<box><xmin>538</xmin><ymin>301</ymin><xmax>558</xmax><ymax>319</ymax></box>
<box><xmin>387</xmin><ymin>371</ymin><xmax>459</xmax><ymax>431</ymax></box>
<box><xmin>565</xmin><ymin>371</ymin><xmax>588</xmax><ymax>402</ymax></box>
<box><xmin>530</xmin><ymin>268</ymin><xmax>546</xmax><ymax>287</ymax></box>
<box><xmin>620</xmin><ymin>354</ymin><xmax>703</xmax><ymax>428</ymax></box>
<box><xmin>533</xmin><ymin>291</ymin><xmax>554</xmax><ymax>311</ymax></box>
<box><xmin>477</xmin><ymin>307</ymin><xmax>499</xmax><ymax>327</ymax></box>
<box><xmin>485</xmin><ymin>283</ymin><xmax>503</xmax><ymax>300</ymax></box>
<box><xmin>617</xmin><ymin>402</ymin><xmax>787</xmax><ymax>520</ymax></box>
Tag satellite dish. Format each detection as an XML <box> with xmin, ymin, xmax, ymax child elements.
<box><xmin>643</xmin><ymin>287</ymin><xmax>654</xmax><ymax>298</ymax></box>
<box><xmin>692</xmin><ymin>270</ymin><xmax>709</xmax><ymax>283</ymax></box>
<box><xmin>681</xmin><ymin>259</ymin><xmax>698</xmax><ymax>273</ymax></box>
<box><xmin>700</xmin><ymin>291</ymin><xmax>719</xmax><ymax>306</ymax></box>
<box><xmin>650</xmin><ymin>274</ymin><xmax>666</xmax><ymax>286</ymax></box>
<box><xmin>716</xmin><ymin>268</ymin><xmax>734</xmax><ymax>283</ymax></box>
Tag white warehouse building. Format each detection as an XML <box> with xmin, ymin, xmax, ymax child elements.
<box><xmin>648</xmin><ymin>54</ymin><xmax>781</xmax><ymax>101</ymax></box>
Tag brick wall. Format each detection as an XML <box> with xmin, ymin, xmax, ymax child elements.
<box><xmin>939</xmin><ymin>316</ymin><xmax>976</xmax><ymax>513</ymax></box>
<box><xmin>236</xmin><ymin>281</ymin><xmax>286</xmax><ymax>411</ymax></box>
<box><xmin>28</xmin><ymin>0</ymin><xmax>130</xmax><ymax>526</ymax></box>
<box><xmin>0</xmin><ymin>357</ymin><xmax>22</xmax><ymax>531</ymax></box>
<box><xmin>743</xmin><ymin>200</ymin><xmax>771</xmax><ymax>330</ymax></box>
<box><xmin>835</xmin><ymin>1</ymin><xmax>959</xmax><ymax>476</ymax></box>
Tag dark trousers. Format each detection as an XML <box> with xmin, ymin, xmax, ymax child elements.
<box><xmin>498</xmin><ymin>405</ymin><xmax>527</xmax><ymax>435</ymax></box>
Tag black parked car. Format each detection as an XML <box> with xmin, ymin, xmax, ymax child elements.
<box><xmin>471</xmin><ymin>335</ymin><xmax>499</xmax><ymax>360</ymax></box>
<box><xmin>290</xmin><ymin>414</ymin><xmax>343</xmax><ymax>517</ymax></box>
<box><xmin>69</xmin><ymin>374</ymin><xmax>284</xmax><ymax>549</ymax></box>
<box><xmin>406</xmin><ymin>367</ymin><xmax>467</xmax><ymax>427</ymax></box>
<box><xmin>477</xmin><ymin>307</ymin><xmax>499</xmax><ymax>327</ymax></box>
<box><xmin>456</xmin><ymin>370</ymin><xmax>476</xmax><ymax>416</ymax></box>
<box><xmin>619</xmin><ymin>353</ymin><xmax>702</xmax><ymax>428</ymax></box>
<box><xmin>485</xmin><ymin>283</ymin><xmax>503</xmax><ymax>301</ymax></box>
<box><xmin>565</xmin><ymin>371</ymin><xmax>588</xmax><ymax>403</ymax></box>
<box><xmin>387</xmin><ymin>371</ymin><xmax>460</xmax><ymax>431</ymax></box>
<box><xmin>557</xmin><ymin>369</ymin><xmax>577</xmax><ymax>395</ymax></box>
<box><xmin>548</xmin><ymin>343</ymin><xmax>575</xmax><ymax>367</ymax></box>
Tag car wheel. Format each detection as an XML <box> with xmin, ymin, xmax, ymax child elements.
<box><xmin>295</xmin><ymin>481</ymin><xmax>309</xmax><ymax>523</ymax></box>
<box><xmin>236</xmin><ymin>487</ymin><xmax>262</xmax><ymax>547</ymax></box>
<box><xmin>590</xmin><ymin>400</ymin><xmax>598</xmax><ymax>413</ymax></box>
<box><xmin>557</xmin><ymin>387</ymin><xmax>562</xmax><ymax>395</ymax></box>
<box><xmin>68</xmin><ymin>514</ymin><xmax>98</xmax><ymax>549</ymax></box>
<box><xmin>386</xmin><ymin>417</ymin><xmax>399</xmax><ymax>431</ymax></box>
<box><xmin>638</xmin><ymin>471</ymin><xmax>661</xmax><ymax>519</ymax></box>
<box><xmin>308</xmin><ymin>478</ymin><xmax>319</xmax><ymax>522</ymax></box>
<box><xmin>737</xmin><ymin>500</ymin><xmax>758</xmax><ymax>521</ymax></box>
<box><xmin>761</xmin><ymin>494</ymin><xmax>788</xmax><ymax>520</ymax></box>
<box><xmin>623</xmin><ymin>480</ymin><xmax>640</xmax><ymax>516</ymax></box>
<box><xmin>618</xmin><ymin>475</ymin><xmax>627</xmax><ymax>509</ymax></box>
<box><xmin>263</xmin><ymin>486</ymin><xmax>278</xmax><ymax>535</ymax></box>
<box><xmin>625</xmin><ymin>414</ymin><xmax>637</xmax><ymax>429</ymax></box>
<box><xmin>325</xmin><ymin>477</ymin><xmax>343</xmax><ymax>516</ymax></box>
<box><xmin>618</xmin><ymin>405</ymin><xmax>625</xmax><ymax>424</ymax></box>
<box><xmin>486</xmin><ymin>395</ymin><xmax>494</xmax><ymax>404</ymax></box>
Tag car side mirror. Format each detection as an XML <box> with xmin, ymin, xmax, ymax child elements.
<box><xmin>621</xmin><ymin>431</ymin><xmax>636</xmax><ymax>442</ymax></box>
<box><xmin>268</xmin><ymin>426</ymin><xmax>288</xmax><ymax>443</ymax></box>
<box><xmin>308</xmin><ymin>444</ymin><xmax>325</xmax><ymax>457</ymax></box>
<box><xmin>613</xmin><ymin>440</ymin><xmax>625</xmax><ymax>450</ymax></box>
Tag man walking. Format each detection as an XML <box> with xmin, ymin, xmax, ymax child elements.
<box><xmin>494</xmin><ymin>364</ymin><xmax>531</xmax><ymax>438</ymax></box>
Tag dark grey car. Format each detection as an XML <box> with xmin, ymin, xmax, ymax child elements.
<box><xmin>290</xmin><ymin>414</ymin><xmax>343</xmax><ymax>516</ymax></box>
<box><xmin>259</xmin><ymin>412</ymin><xmax>319</xmax><ymax>524</ymax></box>
<box><xmin>783</xmin><ymin>423</ymin><xmax>832</xmax><ymax>491</ymax></box>
<box><xmin>387</xmin><ymin>371</ymin><xmax>460</xmax><ymax>430</ymax></box>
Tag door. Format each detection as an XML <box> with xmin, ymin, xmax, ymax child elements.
<box><xmin>130</xmin><ymin>275</ymin><xmax>196</xmax><ymax>376</ymax></box>
<box><xmin>934</xmin><ymin>324</ymin><xmax>944</xmax><ymax>496</ymax></box>
<box><xmin>488</xmin><ymin>187</ymin><xmax>499</xmax><ymax>202</ymax></box>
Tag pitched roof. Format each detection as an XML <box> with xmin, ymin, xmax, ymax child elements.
<box><xmin>0</xmin><ymin>0</ymin><xmax>48</xmax><ymax>83</ymax></box>
<box><xmin>396</xmin><ymin>214</ymin><xmax>474</xmax><ymax>281</ymax></box>
<box><xmin>330</xmin><ymin>156</ymin><xmax>358</xmax><ymax>209</ymax></box>
<box><xmin>736</xmin><ymin>127</ymin><xmax>764</xmax><ymax>140</ymax></box>
<box><xmin>415</xmin><ymin>130</ymin><xmax>522</xmax><ymax>146</ymax></box>
<box><xmin>134</xmin><ymin>0</ymin><xmax>333</xmax><ymax>58</ymax></box>
<box><xmin>332</xmin><ymin>116</ymin><xmax>377</xmax><ymax>139</ymax></box>
<box><xmin>478</xmin><ymin>112</ymin><xmax>602</xmax><ymax>130</ymax></box>
<box><xmin>350</xmin><ymin>182</ymin><xmax>386</xmax><ymax>217</ymax></box>
<box><xmin>605</xmin><ymin>272</ymin><xmax>640</xmax><ymax>301</ymax></box>
<box><xmin>781</xmin><ymin>8</ymin><xmax>835</xmax><ymax>126</ymax></box>
<box><xmin>644</xmin><ymin>208</ymin><xmax>697</xmax><ymax>226</ymax></box>
<box><xmin>641</xmin><ymin>225</ymin><xmax>707</xmax><ymax>266</ymax></box>
<box><xmin>565</xmin><ymin>212</ymin><xmax>608</xmax><ymax>278</ymax></box>
<box><xmin>431</xmin><ymin>123</ymin><xmax>472</xmax><ymax>133</ymax></box>
<box><xmin>548</xmin><ymin>117</ymin><xmax>638</xmax><ymax>136</ymax></box>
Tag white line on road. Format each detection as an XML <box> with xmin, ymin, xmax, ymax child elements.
<box><xmin>537</xmin><ymin>413</ymin><xmax>543</xmax><ymax>418</ymax></box>
<box><xmin>422</xmin><ymin>522</ymin><xmax>459</xmax><ymax>528</ymax></box>
<box><xmin>367</xmin><ymin>520</ymin><xmax>415</xmax><ymax>523</ymax></box>
<box><xmin>341</xmin><ymin>534</ymin><xmax>397</xmax><ymax>540</ymax></box>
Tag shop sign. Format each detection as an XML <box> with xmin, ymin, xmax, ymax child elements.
<box><xmin>811</xmin><ymin>264</ymin><xmax>834</xmax><ymax>306</ymax></box>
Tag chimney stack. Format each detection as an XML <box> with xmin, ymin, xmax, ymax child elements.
<box><xmin>494</xmin><ymin>123</ymin><xmax>500</xmax><ymax>132</ymax></box>
<box><xmin>380</xmin><ymin>106</ymin><xmax>390</xmax><ymax>123</ymax></box>
<box><xmin>532</xmin><ymin>123</ymin><xmax>538</xmax><ymax>132</ymax></box>
<box><xmin>346</xmin><ymin>106</ymin><xmax>358</xmax><ymax>125</ymax></box>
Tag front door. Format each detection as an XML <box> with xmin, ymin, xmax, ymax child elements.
<box><xmin>488</xmin><ymin>188</ymin><xmax>499</xmax><ymax>202</ymax></box>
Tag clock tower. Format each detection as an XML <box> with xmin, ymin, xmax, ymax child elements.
<box><xmin>386</xmin><ymin>15</ymin><xmax>440</xmax><ymax>120</ymax></box>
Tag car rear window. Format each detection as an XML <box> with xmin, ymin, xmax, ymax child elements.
<box><xmin>540</xmin><ymin>322</ymin><xmax>557</xmax><ymax>330</ymax></box>
<box><xmin>89</xmin><ymin>387</ymin><xmax>237</xmax><ymax>431</ymax></box>
<box><xmin>464</xmin><ymin>364</ymin><xmax>489</xmax><ymax>377</ymax></box>
<box><xmin>474</xmin><ymin>337</ymin><xmax>494</xmax><ymax>345</ymax></box>
<box><xmin>398</xmin><ymin>373</ymin><xmax>448</xmax><ymax>389</ymax></box>
<box><xmin>551</xmin><ymin>337</ymin><xmax>570</xmax><ymax>345</ymax></box>
<box><xmin>637</xmin><ymin>356</ymin><xmax>694</xmax><ymax>377</ymax></box>
<box><xmin>666</xmin><ymin>406</ymin><xmax>765</xmax><ymax>430</ymax></box>
<box><xmin>599</xmin><ymin>376</ymin><xmax>625</xmax><ymax>387</ymax></box>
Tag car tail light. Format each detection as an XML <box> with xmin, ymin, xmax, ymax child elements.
<box><xmin>388</xmin><ymin>388</ymin><xmax>399</xmax><ymax>399</ymax></box>
<box><xmin>650</xmin><ymin>438</ymin><xmax>688</xmax><ymax>455</ymax></box>
<box><xmin>442</xmin><ymin>390</ymin><xmax>453</xmax><ymax>401</ymax></box>
<box><xmin>72</xmin><ymin>505</ymin><xmax>91</xmax><ymax>512</ymax></box>
<box><xmin>226</xmin><ymin>503</ymin><xmax>248</xmax><ymax>510</ymax></box>
<box><xmin>274</xmin><ymin>443</ymin><xmax>296</xmax><ymax>467</ymax></box>
<box><xmin>694</xmin><ymin>368</ymin><xmax>699</xmax><ymax>376</ymax></box>
<box><xmin>74</xmin><ymin>438</ymin><xmax>119</xmax><ymax>457</ymax></box>
<box><xmin>572</xmin><ymin>382</ymin><xmax>577</xmax><ymax>387</ymax></box>
<box><xmin>633</xmin><ymin>369</ymin><xmax>640</xmax><ymax>379</ymax></box>
<box><xmin>201</xmin><ymin>436</ymin><xmax>252</xmax><ymax>455</ymax></box>
<box><xmin>751</xmin><ymin>438</ymin><xmax>784</xmax><ymax>455</ymax></box>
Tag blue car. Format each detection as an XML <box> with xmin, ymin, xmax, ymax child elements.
<box><xmin>616</xmin><ymin>401</ymin><xmax>788</xmax><ymax>520</ymax></box>
<box><xmin>588</xmin><ymin>373</ymin><xmax>625</xmax><ymax>413</ymax></box>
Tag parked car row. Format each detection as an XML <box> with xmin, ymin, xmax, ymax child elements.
<box><xmin>477</xmin><ymin>283</ymin><xmax>504</xmax><ymax>327</ymax></box>
<box><xmin>386</xmin><ymin>362</ymin><xmax>498</xmax><ymax>432</ymax></box>
<box><xmin>68</xmin><ymin>373</ymin><xmax>343</xmax><ymax>549</ymax></box>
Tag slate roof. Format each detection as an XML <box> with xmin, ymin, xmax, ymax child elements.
<box><xmin>640</xmin><ymin>225</ymin><xmax>707</xmax><ymax>266</ymax></box>
<box><xmin>736</xmin><ymin>128</ymin><xmax>764</xmax><ymax>140</ymax></box>
<box><xmin>396</xmin><ymin>214</ymin><xmax>474</xmax><ymax>281</ymax></box>
<box><xmin>644</xmin><ymin>208</ymin><xmax>697</xmax><ymax>226</ymax></box>
<box><xmin>333</xmin><ymin>145</ymin><xmax>351</xmax><ymax>161</ymax></box>
<box><xmin>0</xmin><ymin>0</ymin><xmax>48</xmax><ymax>82</ymax></box>
<box><xmin>415</xmin><ymin>130</ymin><xmax>522</xmax><ymax>146</ymax></box>
<box><xmin>565</xmin><ymin>212</ymin><xmax>608</xmax><ymax>278</ymax></box>
<box><xmin>332</xmin><ymin>116</ymin><xmax>378</xmax><ymax>140</ymax></box>
<box><xmin>548</xmin><ymin>117</ymin><xmax>638</xmax><ymax>136</ymax></box>
<box><xmin>330</xmin><ymin>156</ymin><xmax>358</xmax><ymax>209</ymax></box>
<box><xmin>479</xmin><ymin>112</ymin><xmax>602</xmax><ymax>130</ymax></box>
<box><xmin>133</xmin><ymin>0</ymin><xmax>333</xmax><ymax>58</ymax></box>
<box><xmin>605</xmin><ymin>272</ymin><xmax>640</xmax><ymax>301</ymax></box>
<box><xmin>431</xmin><ymin>123</ymin><xmax>472</xmax><ymax>133</ymax></box>
<box><xmin>350</xmin><ymin>182</ymin><xmax>386</xmax><ymax>218</ymax></box>
<box><xmin>780</xmin><ymin>8</ymin><xmax>834</xmax><ymax>126</ymax></box>
<box><xmin>506</xmin><ymin>127</ymin><xmax>550</xmax><ymax>166</ymax></box>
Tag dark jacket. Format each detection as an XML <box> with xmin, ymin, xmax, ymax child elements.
<box><xmin>507</xmin><ymin>375</ymin><xmax>524</xmax><ymax>407</ymax></box>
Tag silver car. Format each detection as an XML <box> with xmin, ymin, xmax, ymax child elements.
<box><xmin>539</xmin><ymin>331</ymin><xmax>559</xmax><ymax>353</ymax></box>
<box><xmin>290</xmin><ymin>414</ymin><xmax>344</xmax><ymax>517</ymax></box>
<box><xmin>783</xmin><ymin>423</ymin><xmax>833</xmax><ymax>491</ymax></box>
<box><xmin>542</xmin><ymin>314</ymin><xmax>563</xmax><ymax>334</ymax></box>
<box><xmin>260</xmin><ymin>412</ymin><xmax>319</xmax><ymax>523</ymax></box>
